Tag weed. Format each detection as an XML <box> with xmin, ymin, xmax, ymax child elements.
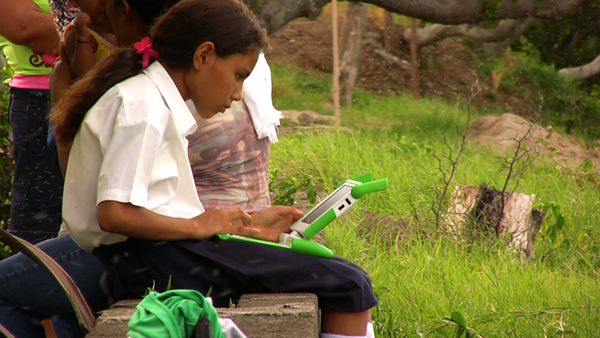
<box><xmin>268</xmin><ymin>168</ymin><xmax>316</xmax><ymax>206</ymax></box>
<box><xmin>0</xmin><ymin>63</ymin><xmax>13</xmax><ymax>259</ymax></box>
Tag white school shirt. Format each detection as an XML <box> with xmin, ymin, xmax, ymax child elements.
<box><xmin>63</xmin><ymin>61</ymin><xmax>205</xmax><ymax>251</ymax></box>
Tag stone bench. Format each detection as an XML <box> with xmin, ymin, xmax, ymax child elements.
<box><xmin>86</xmin><ymin>293</ymin><xmax>320</xmax><ymax>338</ymax></box>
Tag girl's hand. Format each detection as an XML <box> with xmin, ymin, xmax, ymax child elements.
<box><xmin>74</xmin><ymin>12</ymin><xmax>91</xmax><ymax>40</ymax></box>
<box><xmin>249</xmin><ymin>206</ymin><xmax>304</xmax><ymax>242</ymax></box>
<box><xmin>191</xmin><ymin>207</ymin><xmax>258</xmax><ymax>239</ymax></box>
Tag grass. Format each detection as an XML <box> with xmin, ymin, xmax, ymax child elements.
<box><xmin>269</xmin><ymin>62</ymin><xmax>600</xmax><ymax>337</ymax></box>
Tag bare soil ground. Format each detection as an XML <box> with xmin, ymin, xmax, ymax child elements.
<box><xmin>264</xmin><ymin>13</ymin><xmax>534</xmax><ymax>116</ymax></box>
<box><xmin>264</xmin><ymin>12</ymin><xmax>600</xmax><ymax>176</ymax></box>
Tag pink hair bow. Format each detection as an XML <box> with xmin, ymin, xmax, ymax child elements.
<box><xmin>134</xmin><ymin>37</ymin><xmax>160</xmax><ymax>69</ymax></box>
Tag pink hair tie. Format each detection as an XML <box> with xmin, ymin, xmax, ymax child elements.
<box><xmin>134</xmin><ymin>37</ymin><xmax>160</xmax><ymax>69</ymax></box>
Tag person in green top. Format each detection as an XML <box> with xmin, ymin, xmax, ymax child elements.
<box><xmin>0</xmin><ymin>0</ymin><xmax>64</xmax><ymax>244</ymax></box>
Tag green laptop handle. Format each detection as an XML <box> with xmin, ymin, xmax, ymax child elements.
<box><xmin>347</xmin><ymin>172</ymin><xmax>373</xmax><ymax>184</ymax></box>
<box><xmin>290</xmin><ymin>238</ymin><xmax>334</xmax><ymax>258</ymax></box>
<box><xmin>302</xmin><ymin>208</ymin><xmax>337</xmax><ymax>239</ymax></box>
<box><xmin>351</xmin><ymin>178</ymin><xmax>388</xmax><ymax>199</ymax></box>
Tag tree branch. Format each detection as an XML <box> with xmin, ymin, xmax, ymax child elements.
<box><xmin>558</xmin><ymin>53</ymin><xmax>600</xmax><ymax>80</ymax></box>
<box><xmin>253</xmin><ymin>0</ymin><xmax>587</xmax><ymax>34</ymax></box>
<box><xmin>402</xmin><ymin>18</ymin><xmax>536</xmax><ymax>47</ymax></box>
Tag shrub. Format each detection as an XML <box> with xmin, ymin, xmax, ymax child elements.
<box><xmin>0</xmin><ymin>62</ymin><xmax>13</xmax><ymax>259</ymax></box>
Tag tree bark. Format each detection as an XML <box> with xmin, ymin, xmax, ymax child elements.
<box><xmin>482</xmin><ymin>18</ymin><xmax>536</xmax><ymax>55</ymax></box>
<box><xmin>332</xmin><ymin>0</ymin><xmax>340</xmax><ymax>127</ymax></box>
<box><xmin>558</xmin><ymin>53</ymin><xmax>600</xmax><ymax>80</ymax></box>
<box><xmin>383</xmin><ymin>10</ymin><xmax>396</xmax><ymax>50</ymax></box>
<box><xmin>253</xmin><ymin>0</ymin><xmax>586</xmax><ymax>35</ymax></box>
<box><xmin>410</xmin><ymin>18</ymin><xmax>418</xmax><ymax>100</ymax></box>
<box><xmin>402</xmin><ymin>18</ymin><xmax>536</xmax><ymax>47</ymax></box>
<box><xmin>339</xmin><ymin>2</ymin><xmax>368</xmax><ymax>106</ymax></box>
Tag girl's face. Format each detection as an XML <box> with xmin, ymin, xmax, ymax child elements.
<box><xmin>105</xmin><ymin>0</ymin><xmax>141</xmax><ymax>45</ymax></box>
<box><xmin>73</xmin><ymin>0</ymin><xmax>109</xmax><ymax>27</ymax></box>
<box><xmin>186</xmin><ymin>46</ymin><xmax>260</xmax><ymax>119</ymax></box>
<box><xmin>105</xmin><ymin>0</ymin><xmax>124</xmax><ymax>41</ymax></box>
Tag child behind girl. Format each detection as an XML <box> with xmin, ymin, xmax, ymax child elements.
<box><xmin>63</xmin><ymin>0</ymin><xmax>116</xmax><ymax>79</ymax></box>
<box><xmin>52</xmin><ymin>0</ymin><xmax>377</xmax><ymax>337</ymax></box>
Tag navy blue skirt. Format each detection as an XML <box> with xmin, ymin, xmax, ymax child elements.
<box><xmin>94</xmin><ymin>236</ymin><xmax>377</xmax><ymax>312</ymax></box>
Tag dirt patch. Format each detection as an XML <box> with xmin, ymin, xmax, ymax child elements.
<box><xmin>265</xmin><ymin>12</ymin><xmax>534</xmax><ymax>115</ymax></box>
<box><xmin>266</xmin><ymin>12</ymin><xmax>600</xmax><ymax>177</ymax></box>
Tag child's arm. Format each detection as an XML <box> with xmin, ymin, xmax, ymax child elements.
<box><xmin>63</xmin><ymin>12</ymin><xmax>97</xmax><ymax>79</ymax></box>
<box><xmin>96</xmin><ymin>202</ymin><xmax>303</xmax><ymax>242</ymax></box>
<box><xmin>97</xmin><ymin>201</ymin><xmax>259</xmax><ymax>241</ymax></box>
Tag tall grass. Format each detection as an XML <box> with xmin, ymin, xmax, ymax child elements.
<box><xmin>270</xmin><ymin>63</ymin><xmax>600</xmax><ymax>337</ymax></box>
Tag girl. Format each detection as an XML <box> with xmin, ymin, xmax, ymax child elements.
<box><xmin>53</xmin><ymin>1</ymin><xmax>377</xmax><ymax>337</ymax></box>
<box><xmin>0</xmin><ymin>0</ymin><xmax>63</xmax><ymax>245</ymax></box>
<box><xmin>63</xmin><ymin>0</ymin><xmax>117</xmax><ymax>79</ymax></box>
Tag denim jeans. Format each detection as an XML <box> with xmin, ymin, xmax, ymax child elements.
<box><xmin>0</xmin><ymin>235</ymin><xmax>108</xmax><ymax>338</ymax></box>
<box><xmin>8</xmin><ymin>87</ymin><xmax>63</xmax><ymax>244</ymax></box>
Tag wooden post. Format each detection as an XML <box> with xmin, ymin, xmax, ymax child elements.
<box><xmin>339</xmin><ymin>2</ymin><xmax>367</xmax><ymax>106</ymax></box>
<box><xmin>410</xmin><ymin>17</ymin><xmax>418</xmax><ymax>100</ymax></box>
<box><xmin>332</xmin><ymin>0</ymin><xmax>340</xmax><ymax>128</ymax></box>
<box><xmin>383</xmin><ymin>10</ymin><xmax>395</xmax><ymax>50</ymax></box>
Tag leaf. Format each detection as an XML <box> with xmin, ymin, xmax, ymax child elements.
<box><xmin>449</xmin><ymin>311</ymin><xmax>467</xmax><ymax>328</ymax></box>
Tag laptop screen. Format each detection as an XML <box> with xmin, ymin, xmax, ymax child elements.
<box><xmin>301</xmin><ymin>183</ymin><xmax>354</xmax><ymax>224</ymax></box>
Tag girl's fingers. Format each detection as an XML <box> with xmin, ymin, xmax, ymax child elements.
<box><xmin>231</xmin><ymin>208</ymin><xmax>252</xmax><ymax>225</ymax></box>
<box><xmin>230</xmin><ymin>224</ymin><xmax>260</xmax><ymax>237</ymax></box>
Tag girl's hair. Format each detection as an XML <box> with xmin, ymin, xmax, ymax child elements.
<box><xmin>52</xmin><ymin>0</ymin><xmax>268</xmax><ymax>143</ymax></box>
<box><xmin>116</xmin><ymin>0</ymin><xmax>181</xmax><ymax>27</ymax></box>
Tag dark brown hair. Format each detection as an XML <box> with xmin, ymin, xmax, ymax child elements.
<box><xmin>52</xmin><ymin>0</ymin><xmax>268</xmax><ymax>143</ymax></box>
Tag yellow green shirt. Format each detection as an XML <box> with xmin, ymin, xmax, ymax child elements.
<box><xmin>0</xmin><ymin>0</ymin><xmax>55</xmax><ymax>77</ymax></box>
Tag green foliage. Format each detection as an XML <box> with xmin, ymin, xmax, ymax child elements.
<box><xmin>475</xmin><ymin>37</ymin><xmax>600</xmax><ymax>142</ymax></box>
<box><xmin>0</xmin><ymin>62</ymin><xmax>13</xmax><ymax>259</ymax></box>
<box><xmin>539</xmin><ymin>201</ymin><xmax>566</xmax><ymax>245</ymax></box>
<box><xmin>512</xmin><ymin>48</ymin><xmax>600</xmax><ymax>140</ymax></box>
<box><xmin>0</xmin><ymin>243</ymin><xmax>12</xmax><ymax>260</ymax></box>
<box><xmin>269</xmin><ymin>63</ymin><xmax>600</xmax><ymax>337</ymax></box>
<box><xmin>482</xmin><ymin>0</ymin><xmax>503</xmax><ymax>16</ymax></box>
<box><xmin>143</xmin><ymin>276</ymin><xmax>173</xmax><ymax>297</ymax></box>
<box><xmin>270</xmin><ymin>64</ymin><xmax>333</xmax><ymax>113</ymax></box>
<box><xmin>268</xmin><ymin>167</ymin><xmax>316</xmax><ymax>206</ymax></box>
<box><xmin>518</xmin><ymin>1</ymin><xmax>600</xmax><ymax>69</ymax></box>
<box><xmin>446</xmin><ymin>311</ymin><xmax>472</xmax><ymax>338</ymax></box>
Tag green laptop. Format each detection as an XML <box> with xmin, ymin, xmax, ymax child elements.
<box><xmin>218</xmin><ymin>173</ymin><xmax>388</xmax><ymax>258</ymax></box>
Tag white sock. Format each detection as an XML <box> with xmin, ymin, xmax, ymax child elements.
<box><xmin>366</xmin><ymin>322</ymin><xmax>375</xmax><ymax>338</ymax></box>
<box><xmin>320</xmin><ymin>321</ymin><xmax>374</xmax><ymax>338</ymax></box>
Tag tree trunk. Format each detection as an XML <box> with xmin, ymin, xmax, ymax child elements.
<box><xmin>332</xmin><ymin>0</ymin><xmax>340</xmax><ymax>127</ymax></box>
<box><xmin>339</xmin><ymin>2</ymin><xmax>368</xmax><ymax>106</ymax></box>
<box><xmin>445</xmin><ymin>184</ymin><xmax>544</xmax><ymax>258</ymax></box>
<box><xmin>410</xmin><ymin>17</ymin><xmax>419</xmax><ymax>100</ymax></box>
<box><xmin>383</xmin><ymin>10</ymin><xmax>396</xmax><ymax>50</ymax></box>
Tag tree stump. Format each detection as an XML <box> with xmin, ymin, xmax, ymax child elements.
<box><xmin>446</xmin><ymin>184</ymin><xmax>544</xmax><ymax>257</ymax></box>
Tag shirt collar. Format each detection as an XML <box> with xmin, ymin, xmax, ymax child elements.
<box><xmin>143</xmin><ymin>61</ymin><xmax>197</xmax><ymax>137</ymax></box>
